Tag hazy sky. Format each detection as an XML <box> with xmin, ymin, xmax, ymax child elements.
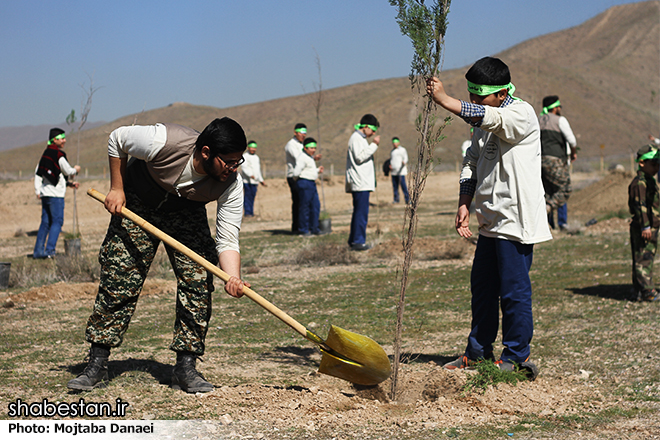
<box><xmin>0</xmin><ymin>0</ymin><xmax>643</xmax><ymax>128</ymax></box>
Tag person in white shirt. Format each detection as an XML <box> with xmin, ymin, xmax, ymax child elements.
<box><xmin>33</xmin><ymin>128</ymin><xmax>80</xmax><ymax>258</ymax></box>
<box><xmin>389</xmin><ymin>137</ymin><xmax>410</xmax><ymax>204</ymax></box>
<box><xmin>285</xmin><ymin>123</ymin><xmax>307</xmax><ymax>233</ymax></box>
<box><xmin>427</xmin><ymin>57</ymin><xmax>551</xmax><ymax>379</ymax></box>
<box><xmin>293</xmin><ymin>138</ymin><xmax>324</xmax><ymax>235</ymax></box>
<box><xmin>240</xmin><ymin>140</ymin><xmax>266</xmax><ymax>217</ymax></box>
<box><xmin>345</xmin><ymin>114</ymin><xmax>380</xmax><ymax>251</ymax></box>
<box><xmin>67</xmin><ymin>118</ymin><xmax>250</xmax><ymax>395</ymax></box>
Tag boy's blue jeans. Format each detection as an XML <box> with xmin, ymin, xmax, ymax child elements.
<box><xmin>33</xmin><ymin>196</ymin><xmax>65</xmax><ymax>258</ymax></box>
<box><xmin>348</xmin><ymin>191</ymin><xmax>370</xmax><ymax>246</ymax></box>
<box><xmin>391</xmin><ymin>175</ymin><xmax>410</xmax><ymax>204</ymax></box>
<box><xmin>296</xmin><ymin>179</ymin><xmax>320</xmax><ymax>234</ymax></box>
<box><xmin>465</xmin><ymin>235</ymin><xmax>534</xmax><ymax>364</ymax></box>
<box><xmin>243</xmin><ymin>183</ymin><xmax>258</xmax><ymax>216</ymax></box>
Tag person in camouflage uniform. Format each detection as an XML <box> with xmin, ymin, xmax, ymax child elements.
<box><xmin>539</xmin><ymin>96</ymin><xmax>578</xmax><ymax>229</ymax></box>
<box><xmin>68</xmin><ymin>118</ymin><xmax>250</xmax><ymax>393</ymax></box>
<box><xmin>628</xmin><ymin>144</ymin><xmax>660</xmax><ymax>302</ymax></box>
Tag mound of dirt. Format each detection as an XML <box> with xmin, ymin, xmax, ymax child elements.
<box><xmin>569</xmin><ymin>170</ymin><xmax>631</xmax><ymax>218</ymax></box>
<box><xmin>1</xmin><ymin>279</ymin><xmax>175</xmax><ymax>307</ymax></box>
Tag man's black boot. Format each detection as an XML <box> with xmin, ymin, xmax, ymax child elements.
<box><xmin>171</xmin><ymin>352</ymin><xmax>213</xmax><ymax>393</ymax></box>
<box><xmin>67</xmin><ymin>344</ymin><xmax>110</xmax><ymax>391</ymax></box>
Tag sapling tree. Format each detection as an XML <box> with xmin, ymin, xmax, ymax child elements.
<box><xmin>70</xmin><ymin>73</ymin><xmax>101</xmax><ymax>237</ymax></box>
<box><xmin>388</xmin><ymin>0</ymin><xmax>451</xmax><ymax>400</ymax></box>
<box><xmin>302</xmin><ymin>48</ymin><xmax>327</xmax><ymax>211</ymax></box>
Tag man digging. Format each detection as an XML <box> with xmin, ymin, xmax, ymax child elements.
<box><xmin>67</xmin><ymin>118</ymin><xmax>249</xmax><ymax>393</ymax></box>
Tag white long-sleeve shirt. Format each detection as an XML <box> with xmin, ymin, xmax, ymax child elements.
<box><xmin>240</xmin><ymin>152</ymin><xmax>264</xmax><ymax>184</ymax></box>
<box><xmin>293</xmin><ymin>151</ymin><xmax>320</xmax><ymax>181</ymax></box>
<box><xmin>34</xmin><ymin>156</ymin><xmax>78</xmax><ymax>198</ymax></box>
<box><xmin>108</xmin><ymin>124</ymin><xmax>243</xmax><ymax>255</ymax></box>
<box><xmin>460</xmin><ymin>100</ymin><xmax>552</xmax><ymax>245</ymax></box>
<box><xmin>345</xmin><ymin>130</ymin><xmax>378</xmax><ymax>192</ymax></box>
<box><xmin>558</xmin><ymin>116</ymin><xmax>577</xmax><ymax>151</ymax></box>
<box><xmin>285</xmin><ymin>137</ymin><xmax>303</xmax><ymax>178</ymax></box>
<box><xmin>390</xmin><ymin>146</ymin><xmax>408</xmax><ymax>176</ymax></box>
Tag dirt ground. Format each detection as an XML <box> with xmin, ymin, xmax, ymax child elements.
<box><xmin>2</xmin><ymin>169</ymin><xmax>655</xmax><ymax>439</ymax></box>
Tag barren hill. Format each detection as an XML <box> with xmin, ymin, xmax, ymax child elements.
<box><xmin>1</xmin><ymin>1</ymin><xmax>657</xmax><ymax>178</ymax></box>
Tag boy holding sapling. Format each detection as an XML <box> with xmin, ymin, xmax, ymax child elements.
<box><xmin>426</xmin><ymin>56</ymin><xmax>551</xmax><ymax>379</ymax></box>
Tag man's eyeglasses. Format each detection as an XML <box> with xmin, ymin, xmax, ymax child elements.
<box><xmin>215</xmin><ymin>155</ymin><xmax>245</xmax><ymax>171</ymax></box>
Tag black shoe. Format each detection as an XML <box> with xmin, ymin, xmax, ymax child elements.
<box><xmin>349</xmin><ymin>243</ymin><xmax>372</xmax><ymax>251</ymax></box>
<box><xmin>171</xmin><ymin>353</ymin><xmax>213</xmax><ymax>393</ymax></box>
<box><xmin>67</xmin><ymin>345</ymin><xmax>110</xmax><ymax>391</ymax></box>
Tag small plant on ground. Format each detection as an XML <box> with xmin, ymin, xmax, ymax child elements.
<box><xmin>462</xmin><ymin>360</ymin><xmax>528</xmax><ymax>395</ymax></box>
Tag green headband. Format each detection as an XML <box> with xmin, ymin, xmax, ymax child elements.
<box><xmin>354</xmin><ymin>124</ymin><xmax>378</xmax><ymax>133</ymax></box>
<box><xmin>247</xmin><ymin>142</ymin><xmax>257</xmax><ymax>148</ymax></box>
<box><xmin>467</xmin><ymin>80</ymin><xmax>520</xmax><ymax>101</ymax></box>
<box><xmin>48</xmin><ymin>133</ymin><xmax>65</xmax><ymax>145</ymax></box>
<box><xmin>304</xmin><ymin>142</ymin><xmax>317</xmax><ymax>148</ymax></box>
<box><xmin>638</xmin><ymin>150</ymin><xmax>658</xmax><ymax>162</ymax></box>
<box><xmin>295</xmin><ymin>127</ymin><xmax>307</xmax><ymax>134</ymax></box>
<box><xmin>541</xmin><ymin>100</ymin><xmax>561</xmax><ymax>115</ymax></box>
<box><xmin>392</xmin><ymin>138</ymin><xmax>400</xmax><ymax>143</ymax></box>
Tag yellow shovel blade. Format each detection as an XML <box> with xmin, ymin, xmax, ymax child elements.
<box><xmin>318</xmin><ymin>325</ymin><xmax>391</xmax><ymax>386</ymax></box>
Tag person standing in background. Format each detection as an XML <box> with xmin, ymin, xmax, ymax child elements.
<box><xmin>240</xmin><ymin>140</ymin><xmax>266</xmax><ymax>217</ymax></box>
<box><xmin>389</xmin><ymin>137</ymin><xmax>410</xmax><ymax>204</ymax></box>
<box><xmin>345</xmin><ymin>114</ymin><xmax>380</xmax><ymax>251</ymax></box>
<box><xmin>539</xmin><ymin>95</ymin><xmax>577</xmax><ymax>231</ymax></box>
<box><xmin>285</xmin><ymin>123</ymin><xmax>307</xmax><ymax>233</ymax></box>
<box><xmin>33</xmin><ymin>128</ymin><xmax>80</xmax><ymax>259</ymax></box>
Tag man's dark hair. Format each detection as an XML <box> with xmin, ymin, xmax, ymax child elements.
<box><xmin>196</xmin><ymin>117</ymin><xmax>247</xmax><ymax>157</ymax></box>
<box><xmin>294</xmin><ymin>123</ymin><xmax>307</xmax><ymax>131</ymax></box>
<box><xmin>542</xmin><ymin>95</ymin><xmax>560</xmax><ymax>108</ymax></box>
<box><xmin>465</xmin><ymin>57</ymin><xmax>511</xmax><ymax>86</ymax></box>
<box><xmin>360</xmin><ymin>114</ymin><xmax>380</xmax><ymax>127</ymax></box>
<box><xmin>49</xmin><ymin>127</ymin><xmax>65</xmax><ymax>141</ymax></box>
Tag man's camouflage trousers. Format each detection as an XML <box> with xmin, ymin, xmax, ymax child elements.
<box><xmin>629</xmin><ymin>222</ymin><xmax>657</xmax><ymax>293</ymax></box>
<box><xmin>85</xmin><ymin>192</ymin><xmax>218</xmax><ymax>355</ymax></box>
<box><xmin>542</xmin><ymin>156</ymin><xmax>572</xmax><ymax>211</ymax></box>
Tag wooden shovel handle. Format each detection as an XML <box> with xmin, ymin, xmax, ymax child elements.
<box><xmin>87</xmin><ymin>188</ymin><xmax>309</xmax><ymax>338</ymax></box>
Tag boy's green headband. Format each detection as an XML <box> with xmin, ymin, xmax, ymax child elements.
<box><xmin>392</xmin><ymin>137</ymin><xmax>400</xmax><ymax>143</ymax></box>
<box><xmin>467</xmin><ymin>80</ymin><xmax>520</xmax><ymax>101</ymax></box>
<box><xmin>247</xmin><ymin>142</ymin><xmax>257</xmax><ymax>148</ymax></box>
<box><xmin>541</xmin><ymin>99</ymin><xmax>561</xmax><ymax>115</ymax></box>
<box><xmin>638</xmin><ymin>149</ymin><xmax>658</xmax><ymax>162</ymax></box>
<box><xmin>304</xmin><ymin>142</ymin><xmax>317</xmax><ymax>148</ymax></box>
<box><xmin>295</xmin><ymin>127</ymin><xmax>307</xmax><ymax>134</ymax></box>
<box><xmin>47</xmin><ymin>133</ymin><xmax>66</xmax><ymax>145</ymax></box>
<box><xmin>354</xmin><ymin>124</ymin><xmax>378</xmax><ymax>132</ymax></box>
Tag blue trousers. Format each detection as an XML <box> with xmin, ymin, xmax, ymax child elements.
<box><xmin>243</xmin><ymin>183</ymin><xmax>258</xmax><ymax>216</ymax></box>
<box><xmin>348</xmin><ymin>191</ymin><xmax>370</xmax><ymax>246</ymax></box>
<box><xmin>391</xmin><ymin>175</ymin><xmax>410</xmax><ymax>204</ymax></box>
<box><xmin>297</xmin><ymin>179</ymin><xmax>320</xmax><ymax>234</ymax></box>
<box><xmin>33</xmin><ymin>196</ymin><xmax>65</xmax><ymax>258</ymax></box>
<box><xmin>466</xmin><ymin>235</ymin><xmax>534</xmax><ymax>363</ymax></box>
<box><xmin>287</xmin><ymin>177</ymin><xmax>300</xmax><ymax>233</ymax></box>
<box><xmin>548</xmin><ymin>203</ymin><xmax>567</xmax><ymax>229</ymax></box>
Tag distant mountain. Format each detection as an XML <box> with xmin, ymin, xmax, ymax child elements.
<box><xmin>1</xmin><ymin>1</ymin><xmax>657</xmax><ymax>178</ymax></box>
<box><xmin>0</xmin><ymin>121</ymin><xmax>106</xmax><ymax>152</ymax></box>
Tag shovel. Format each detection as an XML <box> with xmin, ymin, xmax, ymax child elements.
<box><xmin>87</xmin><ymin>188</ymin><xmax>391</xmax><ymax>386</ymax></box>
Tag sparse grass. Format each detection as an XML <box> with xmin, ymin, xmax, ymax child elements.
<box><xmin>0</xmin><ymin>203</ymin><xmax>659</xmax><ymax>438</ymax></box>
<box><xmin>461</xmin><ymin>360</ymin><xmax>528</xmax><ymax>395</ymax></box>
